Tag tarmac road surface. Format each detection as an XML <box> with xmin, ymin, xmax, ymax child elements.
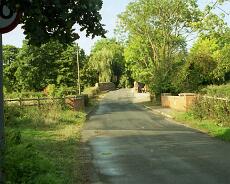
<box><xmin>82</xmin><ymin>89</ymin><xmax>230</xmax><ymax>184</ymax></box>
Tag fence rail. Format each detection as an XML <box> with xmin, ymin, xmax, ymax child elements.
<box><xmin>202</xmin><ymin>95</ymin><xmax>230</xmax><ymax>102</ymax></box>
<box><xmin>4</xmin><ymin>95</ymin><xmax>84</xmax><ymax>107</ymax></box>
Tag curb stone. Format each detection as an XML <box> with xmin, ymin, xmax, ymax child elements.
<box><xmin>144</xmin><ymin>105</ymin><xmax>173</xmax><ymax>119</ymax></box>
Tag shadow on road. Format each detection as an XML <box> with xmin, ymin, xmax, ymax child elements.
<box><xmin>83</xmin><ymin>130</ymin><xmax>230</xmax><ymax>184</ymax></box>
<box><xmin>82</xmin><ymin>89</ymin><xmax>230</xmax><ymax>184</ymax></box>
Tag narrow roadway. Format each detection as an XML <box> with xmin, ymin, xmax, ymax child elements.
<box><xmin>82</xmin><ymin>89</ymin><xmax>230</xmax><ymax>184</ymax></box>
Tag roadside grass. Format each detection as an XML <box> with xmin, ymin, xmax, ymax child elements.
<box><xmin>174</xmin><ymin>112</ymin><xmax>230</xmax><ymax>141</ymax></box>
<box><xmin>82</xmin><ymin>87</ymin><xmax>100</xmax><ymax>98</ymax></box>
<box><xmin>5</xmin><ymin>104</ymin><xmax>87</xmax><ymax>184</ymax></box>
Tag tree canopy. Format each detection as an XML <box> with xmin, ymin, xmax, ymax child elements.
<box><xmin>89</xmin><ymin>39</ymin><xmax>125</xmax><ymax>83</ymax></box>
<box><xmin>3</xmin><ymin>0</ymin><xmax>230</xmax><ymax>95</ymax></box>
<box><xmin>3</xmin><ymin>41</ymin><xmax>90</xmax><ymax>92</ymax></box>
<box><xmin>7</xmin><ymin>0</ymin><xmax>106</xmax><ymax>45</ymax></box>
<box><xmin>117</xmin><ymin>0</ymin><xmax>230</xmax><ymax>94</ymax></box>
<box><xmin>118</xmin><ymin>0</ymin><xmax>202</xmax><ymax>94</ymax></box>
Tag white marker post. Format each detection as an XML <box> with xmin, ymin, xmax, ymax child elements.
<box><xmin>0</xmin><ymin>1</ymin><xmax>21</xmax><ymax>183</ymax></box>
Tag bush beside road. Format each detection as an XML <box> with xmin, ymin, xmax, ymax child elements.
<box><xmin>143</xmin><ymin>102</ymin><xmax>230</xmax><ymax>142</ymax></box>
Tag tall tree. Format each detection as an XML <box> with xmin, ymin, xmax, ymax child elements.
<box><xmin>56</xmin><ymin>44</ymin><xmax>86</xmax><ymax>87</ymax></box>
<box><xmin>89</xmin><ymin>39</ymin><xmax>125</xmax><ymax>84</ymax></box>
<box><xmin>118</xmin><ymin>0</ymin><xmax>202</xmax><ymax>94</ymax></box>
<box><xmin>11</xmin><ymin>41</ymin><xmax>91</xmax><ymax>91</ymax></box>
<box><xmin>173</xmin><ymin>3</ymin><xmax>230</xmax><ymax>92</ymax></box>
<box><xmin>15</xmin><ymin>40</ymin><xmax>64</xmax><ymax>91</ymax></box>
<box><xmin>3</xmin><ymin>45</ymin><xmax>19</xmax><ymax>65</ymax></box>
<box><xmin>90</xmin><ymin>48</ymin><xmax>113</xmax><ymax>83</ymax></box>
<box><xmin>3</xmin><ymin>45</ymin><xmax>20</xmax><ymax>92</ymax></box>
<box><xmin>80</xmin><ymin>57</ymin><xmax>98</xmax><ymax>88</ymax></box>
<box><xmin>173</xmin><ymin>38</ymin><xmax>219</xmax><ymax>92</ymax></box>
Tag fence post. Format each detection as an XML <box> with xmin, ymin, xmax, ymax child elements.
<box><xmin>19</xmin><ymin>98</ymin><xmax>22</xmax><ymax>106</ymax></box>
<box><xmin>62</xmin><ymin>96</ymin><xmax>65</xmax><ymax>106</ymax></box>
<box><xmin>52</xmin><ymin>97</ymin><xmax>55</xmax><ymax>104</ymax></box>
<box><xmin>37</xmin><ymin>97</ymin><xmax>40</xmax><ymax>107</ymax></box>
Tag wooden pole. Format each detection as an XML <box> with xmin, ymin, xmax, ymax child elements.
<box><xmin>37</xmin><ymin>97</ymin><xmax>40</xmax><ymax>107</ymax></box>
<box><xmin>77</xmin><ymin>44</ymin><xmax>81</xmax><ymax>95</ymax></box>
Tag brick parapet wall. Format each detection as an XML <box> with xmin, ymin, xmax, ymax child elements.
<box><xmin>161</xmin><ymin>93</ymin><xmax>196</xmax><ymax>112</ymax></box>
<box><xmin>65</xmin><ymin>96</ymin><xmax>85</xmax><ymax>111</ymax></box>
<box><xmin>95</xmin><ymin>82</ymin><xmax>116</xmax><ymax>91</ymax></box>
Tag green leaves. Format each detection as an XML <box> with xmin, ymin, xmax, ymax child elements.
<box><xmin>118</xmin><ymin>0</ymin><xmax>200</xmax><ymax>94</ymax></box>
<box><xmin>89</xmin><ymin>39</ymin><xmax>125</xmax><ymax>84</ymax></box>
<box><xmin>8</xmin><ymin>0</ymin><xmax>106</xmax><ymax>46</ymax></box>
<box><xmin>56</xmin><ymin>44</ymin><xmax>87</xmax><ymax>87</ymax></box>
<box><xmin>117</xmin><ymin>0</ymin><xmax>230</xmax><ymax>94</ymax></box>
<box><xmin>3</xmin><ymin>45</ymin><xmax>20</xmax><ymax>92</ymax></box>
<box><xmin>15</xmin><ymin>40</ymin><xmax>65</xmax><ymax>91</ymax></box>
<box><xmin>4</xmin><ymin>41</ymin><xmax>89</xmax><ymax>92</ymax></box>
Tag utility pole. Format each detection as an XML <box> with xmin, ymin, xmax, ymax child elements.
<box><xmin>0</xmin><ymin>34</ymin><xmax>4</xmax><ymax>184</ymax></box>
<box><xmin>77</xmin><ymin>44</ymin><xmax>81</xmax><ymax>95</ymax></box>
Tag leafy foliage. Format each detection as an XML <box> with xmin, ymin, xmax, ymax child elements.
<box><xmin>3</xmin><ymin>45</ymin><xmax>20</xmax><ymax>92</ymax></box>
<box><xmin>89</xmin><ymin>39</ymin><xmax>125</xmax><ymax>84</ymax></box>
<box><xmin>90</xmin><ymin>47</ymin><xmax>113</xmax><ymax>82</ymax></box>
<box><xmin>213</xmin><ymin>40</ymin><xmax>230</xmax><ymax>82</ymax></box>
<box><xmin>5</xmin><ymin>139</ymin><xmax>60</xmax><ymax>184</ymax></box>
<box><xmin>80</xmin><ymin>59</ymin><xmax>98</xmax><ymax>88</ymax></box>
<box><xmin>174</xmin><ymin>28</ymin><xmax>230</xmax><ymax>92</ymax></box>
<box><xmin>173</xmin><ymin>38</ymin><xmax>219</xmax><ymax>92</ymax></box>
<box><xmin>190</xmin><ymin>84</ymin><xmax>230</xmax><ymax>126</ymax></box>
<box><xmin>3</xmin><ymin>41</ymin><xmax>89</xmax><ymax>92</ymax></box>
<box><xmin>201</xmin><ymin>84</ymin><xmax>230</xmax><ymax>98</ymax></box>
<box><xmin>118</xmin><ymin>0</ymin><xmax>202</xmax><ymax>94</ymax></box>
<box><xmin>191</xmin><ymin>96</ymin><xmax>230</xmax><ymax>126</ymax></box>
<box><xmin>8</xmin><ymin>0</ymin><xmax>106</xmax><ymax>45</ymax></box>
<box><xmin>15</xmin><ymin>40</ymin><xmax>64</xmax><ymax>91</ymax></box>
<box><xmin>3</xmin><ymin>45</ymin><xmax>19</xmax><ymax>65</ymax></box>
<box><xmin>56</xmin><ymin>44</ymin><xmax>86</xmax><ymax>88</ymax></box>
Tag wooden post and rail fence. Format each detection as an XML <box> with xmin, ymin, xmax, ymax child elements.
<box><xmin>4</xmin><ymin>95</ymin><xmax>88</xmax><ymax>111</ymax></box>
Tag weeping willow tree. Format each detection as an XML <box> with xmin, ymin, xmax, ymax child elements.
<box><xmin>90</xmin><ymin>48</ymin><xmax>113</xmax><ymax>82</ymax></box>
<box><xmin>89</xmin><ymin>38</ymin><xmax>125</xmax><ymax>83</ymax></box>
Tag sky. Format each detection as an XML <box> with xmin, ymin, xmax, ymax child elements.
<box><xmin>2</xmin><ymin>0</ymin><xmax>230</xmax><ymax>55</ymax></box>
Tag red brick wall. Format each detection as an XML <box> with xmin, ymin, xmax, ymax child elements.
<box><xmin>65</xmin><ymin>96</ymin><xmax>85</xmax><ymax>111</ymax></box>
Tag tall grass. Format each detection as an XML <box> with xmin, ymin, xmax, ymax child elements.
<box><xmin>174</xmin><ymin>112</ymin><xmax>230</xmax><ymax>142</ymax></box>
<box><xmin>4</xmin><ymin>103</ymin><xmax>86</xmax><ymax>184</ymax></box>
<box><xmin>82</xmin><ymin>87</ymin><xmax>100</xmax><ymax>98</ymax></box>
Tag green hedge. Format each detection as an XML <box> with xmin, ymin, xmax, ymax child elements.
<box><xmin>201</xmin><ymin>84</ymin><xmax>230</xmax><ymax>98</ymax></box>
<box><xmin>191</xmin><ymin>96</ymin><xmax>230</xmax><ymax>126</ymax></box>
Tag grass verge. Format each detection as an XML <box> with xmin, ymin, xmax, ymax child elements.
<box><xmin>173</xmin><ymin>112</ymin><xmax>230</xmax><ymax>141</ymax></box>
<box><xmin>5</xmin><ymin>104</ymin><xmax>87</xmax><ymax>184</ymax></box>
